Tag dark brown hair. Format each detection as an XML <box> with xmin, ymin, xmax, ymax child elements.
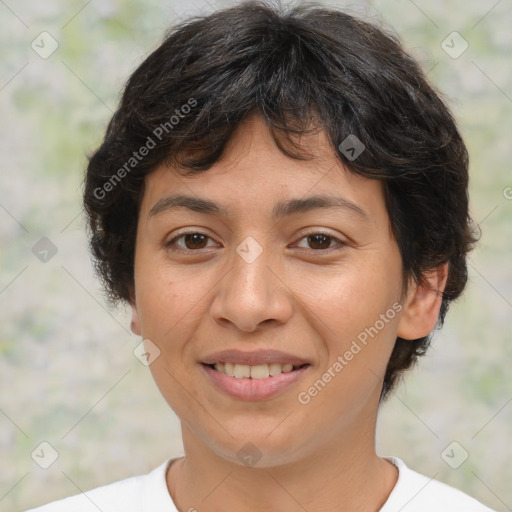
<box><xmin>83</xmin><ymin>1</ymin><xmax>478</xmax><ymax>400</ymax></box>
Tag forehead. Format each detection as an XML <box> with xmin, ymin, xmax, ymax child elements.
<box><xmin>140</xmin><ymin>115</ymin><xmax>386</xmax><ymax>224</ymax></box>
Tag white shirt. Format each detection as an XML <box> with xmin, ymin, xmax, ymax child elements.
<box><xmin>25</xmin><ymin>456</ymin><xmax>495</xmax><ymax>511</ymax></box>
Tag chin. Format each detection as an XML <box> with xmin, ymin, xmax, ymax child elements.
<box><xmin>203</xmin><ymin>424</ymin><xmax>311</xmax><ymax>469</ymax></box>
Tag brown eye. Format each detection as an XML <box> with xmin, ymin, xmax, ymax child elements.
<box><xmin>295</xmin><ymin>231</ymin><xmax>346</xmax><ymax>254</ymax></box>
<box><xmin>165</xmin><ymin>232</ymin><xmax>214</xmax><ymax>252</ymax></box>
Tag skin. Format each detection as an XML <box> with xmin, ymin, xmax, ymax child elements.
<box><xmin>130</xmin><ymin>114</ymin><xmax>447</xmax><ymax>512</ymax></box>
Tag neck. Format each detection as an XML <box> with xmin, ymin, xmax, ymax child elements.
<box><xmin>166</xmin><ymin>412</ymin><xmax>398</xmax><ymax>512</ymax></box>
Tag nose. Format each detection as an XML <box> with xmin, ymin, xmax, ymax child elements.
<box><xmin>209</xmin><ymin>239</ymin><xmax>294</xmax><ymax>333</ymax></box>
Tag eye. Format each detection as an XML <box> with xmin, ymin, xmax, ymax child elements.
<box><xmin>295</xmin><ymin>231</ymin><xmax>346</xmax><ymax>254</ymax></box>
<box><xmin>164</xmin><ymin>231</ymin><xmax>217</xmax><ymax>252</ymax></box>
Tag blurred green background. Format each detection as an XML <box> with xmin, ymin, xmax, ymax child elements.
<box><xmin>0</xmin><ymin>0</ymin><xmax>510</xmax><ymax>510</ymax></box>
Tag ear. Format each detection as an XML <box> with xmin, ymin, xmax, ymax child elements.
<box><xmin>397</xmin><ymin>263</ymin><xmax>449</xmax><ymax>340</ymax></box>
<box><xmin>130</xmin><ymin>300</ymin><xmax>142</xmax><ymax>336</ymax></box>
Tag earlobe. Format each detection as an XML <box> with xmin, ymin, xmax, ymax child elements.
<box><xmin>396</xmin><ymin>263</ymin><xmax>449</xmax><ymax>340</ymax></box>
<box><xmin>130</xmin><ymin>302</ymin><xmax>142</xmax><ymax>336</ymax></box>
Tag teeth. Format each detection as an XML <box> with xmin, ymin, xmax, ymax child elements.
<box><xmin>234</xmin><ymin>363</ymin><xmax>251</xmax><ymax>378</ymax></box>
<box><xmin>213</xmin><ymin>362</ymin><xmax>297</xmax><ymax>378</ymax></box>
<box><xmin>250</xmin><ymin>364</ymin><xmax>269</xmax><ymax>379</ymax></box>
<box><xmin>269</xmin><ymin>363</ymin><xmax>282</xmax><ymax>376</ymax></box>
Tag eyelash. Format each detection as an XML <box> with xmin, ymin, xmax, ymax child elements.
<box><xmin>163</xmin><ymin>230</ymin><xmax>346</xmax><ymax>255</ymax></box>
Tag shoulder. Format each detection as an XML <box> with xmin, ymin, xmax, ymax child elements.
<box><xmin>380</xmin><ymin>456</ymin><xmax>496</xmax><ymax>512</ymax></box>
<box><xmin>24</xmin><ymin>474</ymin><xmax>145</xmax><ymax>512</ymax></box>
<box><xmin>24</xmin><ymin>458</ymin><xmax>177</xmax><ymax>512</ymax></box>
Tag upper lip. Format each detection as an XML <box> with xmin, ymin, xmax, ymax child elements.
<box><xmin>201</xmin><ymin>349</ymin><xmax>310</xmax><ymax>366</ymax></box>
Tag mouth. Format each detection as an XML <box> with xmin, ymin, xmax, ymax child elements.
<box><xmin>200</xmin><ymin>361</ymin><xmax>311</xmax><ymax>401</ymax></box>
<box><xmin>202</xmin><ymin>362</ymin><xmax>310</xmax><ymax>379</ymax></box>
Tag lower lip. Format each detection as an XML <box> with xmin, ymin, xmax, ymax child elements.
<box><xmin>201</xmin><ymin>364</ymin><xmax>310</xmax><ymax>401</ymax></box>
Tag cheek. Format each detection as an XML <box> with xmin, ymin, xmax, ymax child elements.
<box><xmin>133</xmin><ymin>246</ymin><xmax>198</xmax><ymax>336</ymax></box>
<box><xmin>295</xmin><ymin>271</ymin><xmax>401</xmax><ymax>428</ymax></box>
<box><xmin>136</xmin><ymin>282</ymin><xmax>199</xmax><ymax>354</ymax></box>
<box><xmin>305</xmin><ymin>260</ymin><xmax>400</xmax><ymax>333</ymax></box>
<box><xmin>299</xmin><ymin>257</ymin><xmax>402</xmax><ymax>385</ymax></box>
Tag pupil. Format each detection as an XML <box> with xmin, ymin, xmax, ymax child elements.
<box><xmin>309</xmin><ymin>234</ymin><xmax>330</xmax><ymax>250</ymax></box>
<box><xmin>185</xmin><ymin>233</ymin><xmax>207</xmax><ymax>249</ymax></box>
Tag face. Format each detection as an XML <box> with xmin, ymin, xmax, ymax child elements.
<box><xmin>130</xmin><ymin>114</ymin><xmax>441</xmax><ymax>467</ymax></box>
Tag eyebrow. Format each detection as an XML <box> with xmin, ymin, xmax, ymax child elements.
<box><xmin>148</xmin><ymin>193</ymin><xmax>369</xmax><ymax>222</ymax></box>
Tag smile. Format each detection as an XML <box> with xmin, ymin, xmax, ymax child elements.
<box><xmin>201</xmin><ymin>362</ymin><xmax>311</xmax><ymax>400</ymax></box>
<box><xmin>205</xmin><ymin>362</ymin><xmax>307</xmax><ymax>379</ymax></box>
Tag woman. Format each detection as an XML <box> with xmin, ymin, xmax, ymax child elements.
<box><xmin>27</xmin><ymin>2</ymin><xmax>494</xmax><ymax>510</ymax></box>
